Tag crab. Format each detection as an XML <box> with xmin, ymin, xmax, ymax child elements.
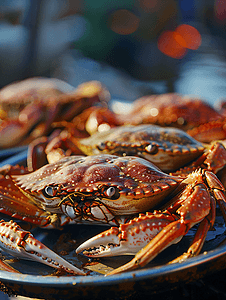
<box><xmin>74</xmin><ymin>124</ymin><xmax>226</xmax><ymax>173</ymax></box>
<box><xmin>77</xmin><ymin>167</ymin><xmax>226</xmax><ymax>275</ymax></box>
<box><xmin>71</xmin><ymin>106</ymin><xmax>120</xmax><ymax>136</ymax></box>
<box><xmin>115</xmin><ymin>93</ymin><xmax>222</xmax><ymax>130</ymax></box>
<box><xmin>19</xmin><ymin>90</ymin><xmax>226</xmax><ymax>170</ymax></box>
<box><xmin>0</xmin><ymin>150</ymin><xmax>225</xmax><ymax>276</ymax></box>
<box><xmin>27</xmin><ymin>123</ymin><xmax>226</xmax><ymax>176</ymax></box>
<box><xmin>0</xmin><ymin>77</ymin><xmax>109</xmax><ymax>148</ymax></box>
<box><xmin>0</xmin><ymin>154</ymin><xmax>181</xmax><ymax>274</ymax></box>
<box><xmin>187</xmin><ymin>118</ymin><xmax>226</xmax><ymax>143</ymax></box>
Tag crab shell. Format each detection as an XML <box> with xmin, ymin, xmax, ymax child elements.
<box><xmin>187</xmin><ymin>118</ymin><xmax>226</xmax><ymax>143</ymax></box>
<box><xmin>118</xmin><ymin>94</ymin><xmax>222</xmax><ymax>129</ymax></box>
<box><xmin>0</xmin><ymin>77</ymin><xmax>109</xmax><ymax>108</ymax></box>
<box><xmin>13</xmin><ymin>155</ymin><xmax>182</xmax><ymax>220</ymax></box>
<box><xmin>76</xmin><ymin>125</ymin><xmax>205</xmax><ymax>172</ymax></box>
<box><xmin>0</xmin><ymin>78</ymin><xmax>109</xmax><ymax>124</ymax></box>
<box><xmin>0</xmin><ymin>78</ymin><xmax>110</xmax><ymax>148</ymax></box>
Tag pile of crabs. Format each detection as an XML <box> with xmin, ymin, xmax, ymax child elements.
<box><xmin>0</xmin><ymin>77</ymin><xmax>226</xmax><ymax>276</ymax></box>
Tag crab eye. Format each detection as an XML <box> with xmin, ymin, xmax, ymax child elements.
<box><xmin>43</xmin><ymin>186</ymin><xmax>58</xmax><ymax>198</ymax></box>
<box><xmin>103</xmin><ymin>186</ymin><xmax>120</xmax><ymax>200</ymax></box>
<box><xmin>145</xmin><ymin>144</ymin><xmax>158</xmax><ymax>155</ymax></box>
<box><xmin>97</xmin><ymin>142</ymin><xmax>106</xmax><ymax>151</ymax></box>
<box><xmin>105</xmin><ymin>187</ymin><xmax>115</xmax><ymax>197</ymax></box>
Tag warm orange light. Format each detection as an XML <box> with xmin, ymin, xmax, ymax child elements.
<box><xmin>109</xmin><ymin>9</ymin><xmax>140</xmax><ymax>35</ymax></box>
<box><xmin>157</xmin><ymin>30</ymin><xmax>187</xmax><ymax>59</ymax></box>
<box><xmin>158</xmin><ymin>24</ymin><xmax>201</xmax><ymax>59</ymax></box>
<box><xmin>173</xmin><ymin>31</ymin><xmax>187</xmax><ymax>48</ymax></box>
<box><xmin>176</xmin><ymin>24</ymin><xmax>201</xmax><ymax>50</ymax></box>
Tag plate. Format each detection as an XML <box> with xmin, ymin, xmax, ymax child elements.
<box><xmin>0</xmin><ymin>152</ymin><xmax>226</xmax><ymax>300</ymax></box>
<box><xmin>0</xmin><ymin>146</ymin><xmax>28</xmax><ymax>164</ymax></box>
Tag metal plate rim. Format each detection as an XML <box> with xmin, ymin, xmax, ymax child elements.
<box><xmin>0</xmin><ymin>243</ymin><xmax>225</xmax><ymax>287</ymax></box>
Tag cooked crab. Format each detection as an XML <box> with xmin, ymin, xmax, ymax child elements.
<box><xmin>71</xmin><ymin>106</ymin><xmax>120</xmax><ymax>136</ymax></box>
<box><xmin>76</xmin><ymin>167</ymin><xmax>226</xmax><ymax>275</ymax></box>
<box><xmin>116</xmin><ymin>93</ymin><xmax>222</xmax><ymax>130</ymax></box>
<box><xmin>0</xmin><ymin>78</ymin><xmax>109</xmax><ymax>148</ymax></box>
<box><xmin>187</xmin><ymin>118</ymin><xmax>226</xmax><ymax>143</ymax></box>
<box><xmin>28</xmin><ymin>124</ymin><xmax>226</xmax><ymax>175</ymax></box>
<box><xmin>0</xmin><ymin>152</ymin><xmax>225</xmax><ymax>276</ymax></box>
<box><xmin>75</xmin><ymin>124</ymin><xmax>206</xmax><ymax>172</ymax></box>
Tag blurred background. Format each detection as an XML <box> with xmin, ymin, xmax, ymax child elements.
<box><xmin>1</xmin><ymin>0</ymin><xmax>226</xmax><ymax>105</ymax></box>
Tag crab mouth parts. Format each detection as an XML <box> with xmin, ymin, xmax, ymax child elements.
<box><xmin>60</xmin><ymin>194</ymin><xmax>117</xmax><ymax>224</ymax></box>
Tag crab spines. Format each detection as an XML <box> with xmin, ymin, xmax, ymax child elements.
<box><xmin>76</xmin><ymin>227</ymin><xmax>123</xmax><ymax>257</ymax></box>
<box><xmin>0</xmin><ymin>220</ymin><xmax>85</xmax><ymax>275</ymax></box>
<box><xmin>106</xmin><ymin>219</ymin><xmax>187</xmax><ymax>276</ymax></box>
<box><xmin>0</xmin><ymin>170</ymin><xmax>52</xmax><ymax>227</ymax></box>
<box><xmin>78</xmin><ymin>168</ymin><xmax>226</xmax><ymax>276</ymax></box>
<box><xmin>76</xmin><ymin>124</ymin><xmax>205</xmax><ymax>172</ymax></box>
<box><xmin>8</xmin><ymin>155</ymin><xmax>184</xmax><ymax>221</ymax></box>
<box><xmin>192</xmin><ymin>142</ymin><xmax>226</xmax><ymax>174</ymax></box>
<box><xmin>76</xmin><ymin>212</ymin><xmax>176</xmax><ymax>258</ymax></box>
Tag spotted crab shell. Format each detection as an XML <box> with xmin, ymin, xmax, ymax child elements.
<box><xmin>119</xmin><ymin>94</ymin><xmax>222</xmax><ymax>129</ymax></box>
<box><xmin>14</xmin><ymin>155</ymin><xmax>182</xmax><ymax>215</ymax></box>
<box><xmin>76</xmin><ymin>125</ymin><xmax>205</xmax><ymax>172</ymax></box>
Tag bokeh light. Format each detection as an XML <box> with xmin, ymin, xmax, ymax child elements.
<box><xmin>109</xmin><ymin>9</ymin><xmax>140</xmax><ymax>35</ymax></box>
<box><xmin>158</xmin><ymin>24</ymin><xmax>201</xmax><ymax>59</ymax></box>
<box><xmin>157</xmin><ymin>30</ymin><xmax>187</xmax><ymax>59</ymax></box>
<box><xmin>176</xmin><ymin>24</ymin><xmax>201</xmax><ymax>50</ymax></box>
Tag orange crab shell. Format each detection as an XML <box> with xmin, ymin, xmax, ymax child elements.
<box><xmin>0</xmin><ymin>78</ymin><xmax>110</xmax><ymax>148</ymax></box>
<box><xmin>187</xmin><ymin>118</ymin><xmax>226</xmax><ymax>143</ymax></box>
<box><xmin>0</xmin><ymin>78</ymin><xmax>109</xmax><ymax>107</ymax></box>
<box><xmin>118</xmin><ymin>93</ymin><xmax>222</xmax><ymax>130</ymax></box>
<box><xmin>14</xmin><ymin>155</ymin><xmax>182</xmax><ymax>215</ymax></box>
<box><xmin>76</xmin><ymin>125</ymin><xmax>205</xmax><ymax>172</ymax></box>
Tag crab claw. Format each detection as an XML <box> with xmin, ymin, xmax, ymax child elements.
<box><xmin>0</xmin><ymin>220</ymin><xmax>85</xmax><ymax>275</ymax></box>
<box><xmin>76</xmin><ymin>227</ymin><xmax>127</xmax><ymax>257</ymax></box>
<box><xmin>76</xmin><ymin>213</ymin><xmax>176</xmax><ymax>257</ymax></box>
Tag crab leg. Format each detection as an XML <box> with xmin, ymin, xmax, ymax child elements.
<box><xmin>77</xmin><ymin>170</ymin><xmax>223</xmax><ymax>275</ymax></box>
<box><xmin>0</xmin><ymin>220</ymin><xmax>85</xmax><ymax>275</ymax></box>
<box><xmin>76</xmin><ymin>212</ymin><xmax>178</xmax><ymax>258</ymax></box>
<box><xmin>169</xmin><ymin>218</ymin><xmax>210</xmax><ymax>264</ymax></box>
<box><xmin>0</xmin><ymin>165</ymin><xmax>55</xmax><ymax>228</ymax></box>
<box><xmin>168</xmin><ymin>192</ymin><xmax>216</xmax><ymax>264</ymax></box>
<box><xmin>108</xmin><ymin>219</ymin><xmax>189</xmax><ymax>275</ymax></box>
<box><xmin>105</xmin><ymin>176</ymin><xmax>214</xmax><ymax>275</ymax></box>
<box><xmin>77</xmin><ymin>215</ymin><xmax>187</xmax><ymax>276</ymax></box>
<box><xmin>120</xmin><ymin>206</ymin><xmax>214</xmax><ymax>275</ymax></box>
